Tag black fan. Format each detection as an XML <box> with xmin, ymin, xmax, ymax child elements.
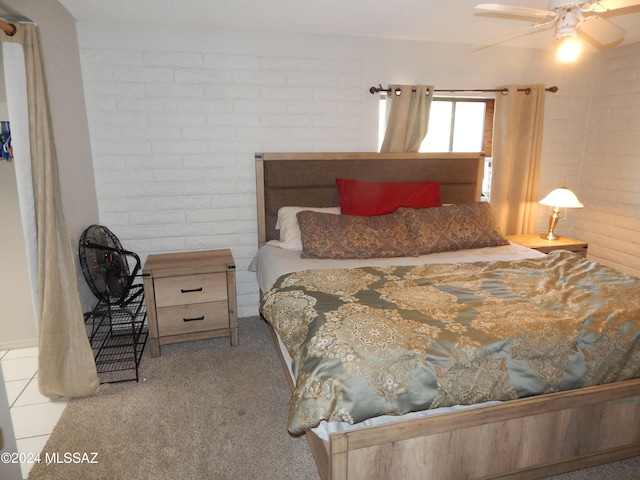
<box><xmin>79</xmin><ymin>225</ymin><xmax>141</xmax><ymax>306</ymax></box>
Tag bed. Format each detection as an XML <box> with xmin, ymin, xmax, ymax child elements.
<box><xmin>253</xmin><ymin>152</ymin><xmax>640</xmax><ymax>480</ymax></box>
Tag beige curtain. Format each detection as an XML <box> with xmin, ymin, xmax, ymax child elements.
<box><xmin>380</xmin><ymin>84</ymin><xmax>434</xmax><ymax>152</ymax></box>
<box><xmin>3</xmin><ymin>24</ymin><xmax>100</xmax><ymax>398</ymax></box>
<box><xmin>490</xmin><ymin>85</ymin><xmax>546</xmax><ymax>235</ymax></box>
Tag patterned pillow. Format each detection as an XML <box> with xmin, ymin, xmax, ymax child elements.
<box><xmin>296</xmin><ymin>210</ymin><xmax>419</xmax><ymax>259</ymax></box>
<box><xmin>398</xmin><ymin>203</ymin><xmax>509</xmax><ymax>254</ymax></box>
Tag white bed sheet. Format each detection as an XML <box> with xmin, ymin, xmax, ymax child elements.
<box><xmin>254</xmin><ymin>242</ymin><xmax>547</xmax><ymax>441</ymax></box>
<box><xmin>253</xmin><ymin>241</ymin><xmax>545</xmax><ymax>293</ymax></box>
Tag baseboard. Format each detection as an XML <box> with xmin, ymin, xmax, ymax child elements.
<box><xmin>0</xmin><ymin>338</ymin><xmax>38</xmax><ymax>351</ymax></box>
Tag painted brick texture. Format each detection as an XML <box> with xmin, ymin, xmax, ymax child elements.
<box><xmin>575</xmin><ymin>43</ymin><xmax>640</xmax><ymax>277</ymax></box>
<box><xmin>80</xmin><ymin>47</ymin><xmax>362</xmax><ymax>316</ymax></box>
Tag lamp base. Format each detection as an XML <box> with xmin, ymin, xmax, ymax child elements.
<box><xmin>541</xmin><ymin>207</ymin><xmax>561</xmax><ymax>241</ymax></box>
<box><xmin>540</xmin><ymin>232</ymin><xmax>561</xmax><ymax>241</ymax></box>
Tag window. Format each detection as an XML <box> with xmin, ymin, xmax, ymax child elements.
<box><xmin>379</xmin><ymin>96</ymin><xmax>495</xmax><ymax>199</ymax></box>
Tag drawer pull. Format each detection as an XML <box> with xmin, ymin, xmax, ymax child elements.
<box><xmin>181</xmin><ymin>287</ymin><xmax>203</xmax><ymax>293</ymax></box>
<box><xmin>183</xmin><ymin>315</ymin><xmax>205</xmax><ymax>322</ymax></box>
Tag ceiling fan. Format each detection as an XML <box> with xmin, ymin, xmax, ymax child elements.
<box><xmin>473</xmin><ymin>0</ymin><xmax>640</xmax><ymax>62</ymax></box>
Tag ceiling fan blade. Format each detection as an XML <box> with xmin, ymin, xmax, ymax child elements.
<box><xmin>578</xmin><ymin>15</ymin><xmax>626</xmax><ymax>45</ymax></box>
<box><xmin>586</xmin><ymin>0</ymin><xmax>640</xmax><ymax>12</ymax></box>
<box><xmin>472</xmin><ymin>19</ymin><xmax>557</xmax><ymax>51</ymax></box>
<box><xmin>475</xmin><ymin>3</ymin><xmax>557</xmax><ymax>19</ymax></box>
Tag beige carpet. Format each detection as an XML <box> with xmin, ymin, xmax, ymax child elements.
<box><xmin>28</xmin><ymin>317</ymin><xmax>639</xmax><ymax>479</ymax></box>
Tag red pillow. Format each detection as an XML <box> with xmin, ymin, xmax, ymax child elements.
<box><xmin>336</xmin><ymin>178</ymin><xmax>441</xmax><ymax>216</ymax></box>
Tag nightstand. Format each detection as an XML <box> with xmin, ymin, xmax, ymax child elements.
<box><xmin>505</xmin><ymin>234</ymin><xmax>588</xmax><ymax>258</ymax></box>
<box><xmin>142</xmin><ymin>249</ymin><xmax>238</xmax><ymax>357</ymax></box>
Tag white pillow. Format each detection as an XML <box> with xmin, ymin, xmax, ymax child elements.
<box><xmin>268</xmin><ymin>206</ymin><xmax>341</xmax><ymax>250</ymax></box>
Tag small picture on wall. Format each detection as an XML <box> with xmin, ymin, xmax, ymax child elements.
<box><xmin>1</xmin><ymin>121</ymin><xmax>12</xmax><ymax>162</ymax></box>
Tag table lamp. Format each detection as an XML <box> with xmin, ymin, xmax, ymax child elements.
<box><xmin>539</xmin><ymin>187</ymin><xmax>583</xmax><ymax>241</ymax></box>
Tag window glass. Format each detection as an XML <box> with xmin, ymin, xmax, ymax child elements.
<box><xmin>378</xmin><ymin>96</ymin><xmax>494</xmax><ymax>200</ymax></box>
<box><xmin>451</xmin><ymin>102</ymin><xmax>485</xmax><ymax>152</ymax></box>
<box><xmin>379</xmin><ymin>97</ymin><xmax>491</xmax><ymax>153</ymax></box>
<box><xmin>421</xmin><ymin>101</ymin><xmax>452</xmax><ymax>152</ymax></box>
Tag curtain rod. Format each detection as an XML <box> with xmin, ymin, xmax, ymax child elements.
<box><xmin>0</xmin><ymin>20</ymin><xmax>16</xmax><ymax>36</ymax></box>
<box><xmin>369</xmin><ymin>85</ymin><xmax>558</xmax><ymax>95</ymax></box>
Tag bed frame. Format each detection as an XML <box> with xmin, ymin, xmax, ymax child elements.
<box><xmin>255</xmin><ymin>152</ymin><xmax>640</xmax><ymax>480</ymax></box>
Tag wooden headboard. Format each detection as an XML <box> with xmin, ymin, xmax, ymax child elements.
<box><xmin>255</xmin><ymin>152</ymin><xmax>485</xmax><ymax>247</ymax></box>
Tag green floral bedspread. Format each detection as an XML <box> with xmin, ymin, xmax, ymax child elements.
<box><xmin>259</xmin><ymin>251</ymin><xmax>640</xmax><ymax>435</ymax></box>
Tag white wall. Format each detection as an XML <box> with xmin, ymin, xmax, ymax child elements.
<box><xmin>0</xmin><ymin>47</ymin><xmax>37</xmax><ymax>349</ymax></box>
<box><xmin>536</xmin><ymin>55</ymin><xmax>595</xmax><ymax>237</ymax></box>
<box><xmin>0</xmin><ymin>152</ymin><xmax>38</xmax><ymax>349</ymax></box>
<box><xmin>75</xmin><ymin>20</ymin><xmax>623</xmax><ymax>316</ymax></box>
<box><xmin>574</xmin><ymin>42</ymin><xmax>640</xmax><ymax>277</ymax></box>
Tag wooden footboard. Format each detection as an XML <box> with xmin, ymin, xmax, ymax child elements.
<box><xmin>266</xmin><ymin>317</ymin><xmax>640</xmax><ymax>479</ymax></box>
<box><xmin>316</xmin><ymin>379</ymin><xmax>640</xmax><ymax>479</ymax></box>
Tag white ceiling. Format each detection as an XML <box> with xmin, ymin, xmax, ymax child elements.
<box><xmin>56</xmin><ymin>0</ymin><xmax>640</xmax><ymax>51</ymax></box>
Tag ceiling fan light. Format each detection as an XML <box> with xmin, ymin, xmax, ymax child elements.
<box><xmin>556</xmin><ymin>35</ymin><xmax>582</xmax><ymax>63</ymax></box>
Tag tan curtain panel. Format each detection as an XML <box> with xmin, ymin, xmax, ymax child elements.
<box><xmin>3</xmin><ymin>24</ymin><xmax>100</xmax><ymax>398</ymax></box>
<box><xmin>490</xmin><ymin>85</ymin><xmax>546</xmax><ymax>235</ymax></box>
<box><xmin>380</xmin><ymin>84</ymin><xmax>434</xmax><ymax>152</ymax></box>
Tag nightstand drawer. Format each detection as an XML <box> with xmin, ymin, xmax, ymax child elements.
<box><xmin>157</xmin><ymin>301</ymin><xmax>229</xmax><ymax>336</ymax></box>
<box><xmin>154</xmin><ymin>273</ymin><xmax>227</xmax><ymax>307</ymax></box>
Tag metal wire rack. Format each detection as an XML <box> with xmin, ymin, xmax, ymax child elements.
<box><xmin>84</xmin><ymin>284</ymin><xmax>148</xmax><ymax>383</ymax></box>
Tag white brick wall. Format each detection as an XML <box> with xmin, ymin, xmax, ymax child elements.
<box><xmin>574</xmin><ymin>43</ymin><xmax>640</xmax><ymax>277</ymax></box>
<box><xmin>536</xmin><ymin>62</ymin><xmax>594</xmax><ymax>237</ymax></box>
<box><xmin>81</xmin><ymin>47</ymin><xmax>363</xmax><ymax>317</ymax></box>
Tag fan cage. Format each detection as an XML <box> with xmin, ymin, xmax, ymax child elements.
<box><xmin>79</xmin><ymin>225</ymin><xmax>141</xmax><ymax>305</ymax></box>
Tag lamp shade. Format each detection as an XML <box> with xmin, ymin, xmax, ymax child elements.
<box><xmin>539</xmin><ymin>187</ymin><xmax>584</xmax><ymax>209</ymax></box>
